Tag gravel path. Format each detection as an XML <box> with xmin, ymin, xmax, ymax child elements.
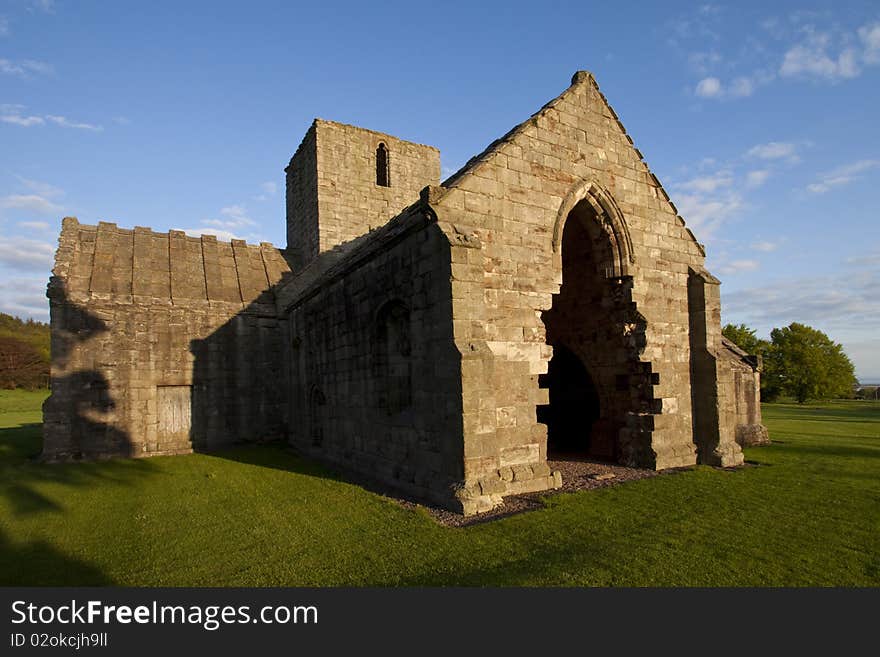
<box><xmin>407</xmin><ymin>458</ymin><xmax>665</xmax><ymax>527</ymax></box>
<box><xmin>290</xmin><ymin>447</ymin><xmax>676</xmax><ymax>527</ymax></box>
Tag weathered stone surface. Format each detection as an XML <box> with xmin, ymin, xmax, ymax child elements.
<box><xmin>44</xmin><ymin>70</ymin><xmax>766</xmax><ymax>515</ymax></box>
<box><xmin>42</xmin><ymin>220</ymin><xmax>290</xmax><ymax>462</ymax></box>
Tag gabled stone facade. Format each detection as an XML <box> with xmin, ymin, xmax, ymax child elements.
<box><xmin>44</xmin><ymin>71</ymin><xmax>767</xmax><ymax>514</ymax></box>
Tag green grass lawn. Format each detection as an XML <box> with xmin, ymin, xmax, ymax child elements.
<box><xmin>1</xmin><ymin>389</ymin><xmax>878</xmax><ymax>586</ymax></box>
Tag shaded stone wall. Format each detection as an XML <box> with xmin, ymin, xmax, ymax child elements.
<box><xmin>687</xmin><ymin>267</ymin><xmax>742</xmax><ymax>465</ymax></box>
<box><xmin>285</xmin><ymin>124</ymin><xmax>319</xmax><ymax>271</ymax></box>
<box><xmin>43</xmin><ymin>218</ymin><xmax>290</xmax><ymax>461</ymax></box>
<box><xmin>720</xmin><ymin>338</ymin><xmax>770</xmax><ymax>447</ymax></box>
<box><xmin>283</xmin><ymin>214</ymin><xmax>465</xmax><ymax>510</ymax></box>
<box><xmin>285</xmin><ymin>119</ymin><xmax>440</xmax><ymax>270</ymax></box>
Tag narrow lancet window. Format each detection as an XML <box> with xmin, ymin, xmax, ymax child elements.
<box><xmin>376</xmin><ymin>143</ymin><xmax>390</xmax><ymax>187</ymax></box>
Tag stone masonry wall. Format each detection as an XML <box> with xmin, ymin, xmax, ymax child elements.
<box><xmin>285</xmin><ymin>124</ymin><xmax>319</xmax><ymax>270</ymax></box>
<box><xmin>427</xmin><ymin>71</ymin><xmax>743</xmax><ymax>509</ymax></box>
<box><xmin>285</xmin><ymin>119</ymin><xmax>440</xmax><ymax>270</ymax></box>
<box><xmin>720</xmin><ymin>339</ymin><xmax>770</xmax><ymax>447</ymax></box>
<box><xmin>43</xmin><ymin>218</ymin><xmax>290</xmax><ymax>461</ymax></box>
<box><xmin>283</xmin><ymin>212</ymin><xmax>466</xmax><ymax>511</ymax></box>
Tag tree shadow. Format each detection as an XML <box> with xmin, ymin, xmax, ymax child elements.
<box><xmin>47</xmin><ymin>280</ymin><xmax>111</xmax><ymax>369</ymax></box>
<box><xmin>43</xmin><ymin>280</ymin><xmax>144</xmax><ymax>461</ymax></box>
<box><xmin>207</xmin><ymin>442</ymin><xmax>460</xmax><ymax>512</ymax></box>
<box><xmin>0</xmin><ymin>527</ymin><xmax>111</xmax><ymax>586</ymax></box>
<box><xmin>1</xmin><ymin>413</ymin><xmax>159</xmax><ymax>519</ymax></box>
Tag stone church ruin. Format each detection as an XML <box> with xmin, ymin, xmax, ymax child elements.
<box><xmin>43</xmin><ymin>71</ymin><xmax>768</xmax><ymax>515</ymax></box>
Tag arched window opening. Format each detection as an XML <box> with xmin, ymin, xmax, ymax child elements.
<box><xmin>376</xmin><ymin>143</ymin><xmax>390</xmax><ymax>187</ymax></box>
<box><xmin>308</xmin><ymin>386</ymin><xmax>326</xmax><ymax>447</ymax></box>
<box><xmin>374</xmin><ymin>301</ymin><xmax>411</xmax><ymax>414</ymax></box>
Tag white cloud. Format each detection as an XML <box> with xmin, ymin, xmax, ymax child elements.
<box><xmin>28</xmin><ymin>0</ymin><xmax>55</xmax><ymax>14</ymax></box>
<box><xmin>747</xmin><ymin>141</ymin><xmax>797</xmax><ymax>160</ymax></box>
<box><xmin>17</xmin><ymin>220</ymin><xmax>51</xmax><ymax>231</ymax></box>
<box><xmin>181</xmin><ymin>227</ymin><xmax>241</xmax><ymax>242</ymax></box>
<box><xmin>781</xmin><ymin>43</ymin><xmax>859</xmax><ymax>80</ymax></box>
<box><xmin>0</xmin><ymin>277</ymin><xmax>49</xmax><ymax>322</ymax></box>
<box><xmin>861</xmin><ymin>22</ymin><xmax>880</xmax><ymax>63</ymax></box>
<box><xmin>695</xmin><ymin>74</ymin><xmax>758</xmax><ymax>100</ymax></box>
<box><xmin>254</xmin><ymin>181</ymin><xmax>278</xmax><ymax>202</ymax></box>
<box><xmin>14</xmin><ymin>175</ymin><xmax>63</xmax><ymax>199</ymax></box>
<box><xmin>0</xmin><ymin>57</ymin><xmax>52</xmax><ymax>77</ymax></box>
<box><xmin>728</xmin><ymin>76</ymin><xmax>754</xmax><ymax>97</ymax></box>
<box><xmin>184</xmin><ymin>204</ymin><xmax>261</xmax><ymax>241</ymax></box>
<box><xmin>723</xmin><ymin>257</ymin><xmax>880</xmax><ymax>379</ymax></box>
<box><xmin>846</xmin><ymin>252</ymin><xmax>880</xmax><ymax>267</ymax></box>
<box><xmin>664</xmin><ymin>6</ymin><xmax>722</xmax><ymax>49</ymax></box>
<box><xmin>0</xmin><ymin>193</ymin><xmax>63</xmax><ymax>215</ymax></box>
<box><xmin>682</xmin><ymin>19</ymin><xmax>879</xmax><ymax>101</ymax></box>
<box><xmin>1</xmin><ymin>113</ymin><xmax>44</xmax><ymax>126</ymax></box>
<box><xmin>677</xmin><ymin>172</ymin><xmax>733</xmax><ymax>193</ymax></box>
<box><xmin>717</xmin><ymin>259</ymin><xmax>760</xmax><ymax>275</ymax></box>
<box><xmin>695</xmin><ymin>76</ymin><xmax>722</xmax><ymax>97</ymax></box>
<box><xmin>750</xmin><ymin>240</ymin><xmax>778</xmax><ymax>252</ymax></box>
<box><xmin>675</xmin><ymin>191</ymin><xmax>743</xmax><ymax>240</ymax></box>
<box><xmin>779</xmin><ymin>22</ymin><xmax>880</xmax><ymax>81</ymax></box>
<box><xmin>725</xmin><ymin>264</ymin><xmax>880</xmax><ymax>330</ymax></box>
<box><xmin>1</xmin><ymin>105</ymin><xmax>101</xmax><ymax>131</ymax></box>
<box><xmin>45</xmin><ymin>115</ymin><xmax>102</xmax><ymax>131</ymax></box>
<box><xmin>112</xmin><ymin>116</ymin><xmax>131</xmax><ymax>126</ymax></box>
<box><xmin>745</xmin><ymin>169</ymin><xmax>771</xmax><ymax>188</ymax></box>
<box><xmin>0</xmin><ymin>16</ymin><xmax>10</xmax><ymax>37</ymax></box>
<box><xmin>688</xmin><ymin>50</ymin><xmax>722</xmax><ymax>74</ymax></box>
<box><xmin>217</xmin><ymin>205</ymin><xmax>255</xmax><ymax>227</ymax></box>
<box><xmin>0</xmin><ymin>237</ymin><xmax>55</xmax><ymax>271</ymax></box>
<box><xmin>806</xmin><ymin>159</ymin><xmax>879</xmax><ymax>194</ymax></box>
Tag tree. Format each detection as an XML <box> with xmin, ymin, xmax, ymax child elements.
<box><xmin>0</xmin><ymin>312</ymin><xmax>50</xmax><ymax>361</ymax></box>
<box><xmin>721</xmin><ymin>323</ymin><xmax>781</xmax><ymax>399</ymax></box>
<box><xmin>722</xmin><ymin>323</ymin><xmax>766</xmax><ymax>356</ymax></box>
<box><xmin>763</xmin><ymin>323</ymin><xmax>857</xmax><ymax>404</ymax></box>
<box><xmin>0</xmin><ymin>336</ymin><xmax>50</xmax><ymax>390</ymax></box>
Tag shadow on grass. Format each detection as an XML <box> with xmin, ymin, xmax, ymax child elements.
<box><xmin>0</xmin><ymin>528</ymin><xmax>111</xmax><ymax>586</ymax></box>
<box><xmin>206</xmin><ymin>442</ymin><xmax>453</xmax><ymax>512</ymax></box>
<box><xmin>0</xmin><ymin>418</ymin><xmax>159</xmax><ymax>584</ymax></box>
<box><xmin>197</xmin><ymin>442</ymin><xmax>346</xmax><ymax>481</ymax></box>
<box><xmin>0</xmin><ymin>420</ymin><xmax>161</xmax><ymax>518</ymax></box>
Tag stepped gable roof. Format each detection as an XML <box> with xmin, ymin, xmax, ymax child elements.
<box><xmin>49</xmin><ymin>217</ymin><xmax>292</xmax><ymax>313</ymax></box>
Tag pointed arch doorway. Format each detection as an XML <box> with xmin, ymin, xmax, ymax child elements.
<box><xmin>539</xmin><ymin>186</ymin><xmax>647</xmax><ymax>462</ymax></box>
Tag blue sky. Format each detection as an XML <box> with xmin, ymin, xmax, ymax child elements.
<box><xmin>1</xmin><ymin>0</ymin><xmax>878</xmax><ymax>380</ymax></box>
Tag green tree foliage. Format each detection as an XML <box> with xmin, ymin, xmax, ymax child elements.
<box><xmin>763</xmin><ymin>323</ymin><xmax>857</xmax><ymax>404</ymax></box>
<box><xmin>722</xmin><ymin>323</ymin><xmax>766</xmax><ymax>356</ymax></box>
<box><xmin>0</xmin><ymin>313</ymin><xmax>50</xmax><ymax>389</ymax></box>
<box><xmin>0</xmin><ymin>312</ymin><xmax>50</xmax><ymax>361</ymax></box>
<box><xmin>0</xmin><ymin>336</ymin><xmax>49</xmax><ymax>389</ymax></box>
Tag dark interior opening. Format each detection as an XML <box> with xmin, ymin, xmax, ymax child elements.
<box><xmin>376</xmin><ymin>143</ymin><xmax>390</xmax><ymax>187</ymax></box>
<box><xmin>538</xmin><ymin>198</ymin><xmax>627</xmax><ymax>463</ymax></box>
<box><xmin>538</xmin><ymin>343</ymin><xmax>601</xmax><ymax>457</ymax></box>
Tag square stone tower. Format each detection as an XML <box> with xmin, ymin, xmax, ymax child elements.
<box><xmin>284</xmin><ymin>119</ymin><xmax>441</xmax><ymax>270</ymax></box>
